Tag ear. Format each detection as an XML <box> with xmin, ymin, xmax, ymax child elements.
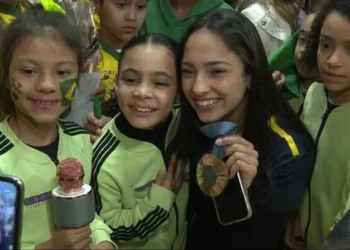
<box><xmin>245</xmin><ymin>74</ymin><xmax>252</xmax><ymax>89</ymax></box>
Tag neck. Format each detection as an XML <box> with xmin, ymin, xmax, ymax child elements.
<box><xmin>225</xmin><ymin>94</ymin><xmax>247</xmax><ymax>133</ymax></box>
<box><xmin>99</xmin><ymin>28</ymin><xmax>125</xmax><ymax>50</ymax></box>
<box><xmin>328</xmin><ymin>89</ymin><xmax>350</xmax><ymax>105</ymax></box>
<box><xmin>170</xmin><ymin>0</ymin><xmax>198</xmax><ymax>19</ymax></box>
<box><xmin>9</xmin><ymin>113</ymin><xmax>58</xmax><ymax>147</ymax></box>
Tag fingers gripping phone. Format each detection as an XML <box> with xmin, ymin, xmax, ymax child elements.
<box><xmin>0</xmin><ymin>174</ymin><xmax>24</xmax><ymax>250</ymax></box>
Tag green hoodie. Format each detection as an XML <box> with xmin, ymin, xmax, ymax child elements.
<box><xmin>139</xmin><ymin>0</ymin><xmax>232</xmax><ymax>41</ymax></box>
<box><xmin>268</xmin><ymin>31</ymin><xmax>303</xmax><ymax>112</ymax></box>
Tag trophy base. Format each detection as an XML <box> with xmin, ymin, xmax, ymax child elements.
<box><xmin>52</xmin><ymin>184</ymin><xmax>95</xmax><ymax>228</ymax></box>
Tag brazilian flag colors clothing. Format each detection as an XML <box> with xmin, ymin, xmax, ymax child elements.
<box><xmin>139</xmin><ymin>0</ymin><xmax>232</xmax><ymax>41</ymax></box>
<box><xmin>299</xmin><ymin>82</ymin><xmax>350</xmax><ymax>249</ymax></box>
<box><xmin>0</xmin><ymin>117</ymin><xmax>114</xmax><ymax>249</ymax></box>
<box><xmin>0</xmin><ymin>2</ymin><xmax>22</xmax><ymax>25</ymax></box>
<box><xmin>91</xmin><ymin>109</ymin><xmax>189</xmax><ymax>249</ymax></box>
<box><xmin>97</xmin><ymin>40</ymin><xmax>121</xmax><ymax>117</ymax></box>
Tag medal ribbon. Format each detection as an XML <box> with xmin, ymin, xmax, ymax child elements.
<box><xmin>199</xmin><ymin>121</ymin><xmax>237</xmax><ymax>160</ymax></box>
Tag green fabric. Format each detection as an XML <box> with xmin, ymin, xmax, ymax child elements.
<box><xmin>299</xmin><ymin>82</ymin><xmax>350</xmax><ymax>249</ymax></box>
<box><xmin>0</xmin><ymin>118</ymin><xmax>113</xmax><ymax>249</ymax></box>
<box><xmin>39</xmin><ymin>0</ymin><xmax>65</xmax><ymax>13</ymax></box>
<box><xmin>99</xmin><ymin>41</ymin><xmax>120</xmax><ymax>61</ymax></box>
<box><xmin>92</xmin><ymin>109</ymin><xmax>189</xmax><ymax>249</ymax></box>
<box><xmin>139</xmin><ymin>0</ymin><xmax>232</xmax><ymax>41</ymax></box>
<box><xmin>0</xmin><ymin>2</ymin><xmax>21</xmax><ymax>16</ymax></box>
<box><xmin>268</xmin><ymin>31</ymin><xmax>300</xmax><ymax>100</ymax></box>
<box><xmin>60</xmin><ymin>78</ymin><xmax>78</xmax><ymax>106</ymax></box>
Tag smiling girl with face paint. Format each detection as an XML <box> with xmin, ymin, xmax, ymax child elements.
<box><xmin>0</xmin><ymin>10</ymin><xmax>115</xmax><ymax>250</ymax></box>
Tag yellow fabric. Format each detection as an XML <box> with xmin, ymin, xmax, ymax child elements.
<box><xmin>0</xmin><ymin>13</ymin><xmax>16</xmax><ymax>24</ymax></box>
<box><xmin>97</xmin><ymin>42</ymin><xmax>119</xmax><ymax>102</ymax></box>
<box><xmin>269</xmin><ymin>116</ymin><xmax>300</xmax><ymax>156</ymax></box>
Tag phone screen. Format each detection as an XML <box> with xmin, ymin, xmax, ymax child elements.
<box><xmin>213</xmin><ymin>173</ymin><xmax>252</xmax><ymax>226</ymax></box>
<box><xmin>0</xmin><ymin>175</ymin><xmax>23</xmax><ymax>250</ymax></box>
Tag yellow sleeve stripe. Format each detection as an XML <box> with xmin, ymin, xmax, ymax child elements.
<box><xmin>269</xmin><ymin>116</ymin><xmax>300</xmax><ymax>157</ymax></box>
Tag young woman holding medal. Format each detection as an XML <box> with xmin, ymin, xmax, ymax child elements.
<box><xmin>0</xmin><ymin>10</ymin><xmax>115</xmax><ymax>249</ymax></box>
<box><xmin>175</xmin><ymin>9</ymin><xmax>315</xmax><ymax>248</ymax></box>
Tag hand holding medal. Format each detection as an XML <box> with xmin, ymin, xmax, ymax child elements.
<box><xmin>197</xmin><ymin>122</ymin><xmax>258</xmax><ymax>197</ymax></box>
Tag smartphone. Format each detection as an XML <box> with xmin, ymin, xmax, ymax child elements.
<box><xmin>213</xmin><ymin>172</ymin><xmax>252</xmax><ymax>226</ymax></box>
<box><xmin>0</xmin><ymin>174</ymin><xmax>24</xmax><ymax>250</ymax></box>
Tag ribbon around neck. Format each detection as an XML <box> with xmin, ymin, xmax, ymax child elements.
<box><xmin>199</xmin><ymin>121</ymin><xmax>237</xmax><ymax>160</ymax></box>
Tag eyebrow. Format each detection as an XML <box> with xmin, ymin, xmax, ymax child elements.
<box><xmin>121</xmin><ymin>67</ymin><xmax>139</xmax><ymax>75</ymax></box>
<box><xmin>121</xmin><ymin>68</ymin><xmax>172</xmax><ymax>80</ymax></box>
<box><xmin>320</xmin><ymin>33</ymin><xmax>350</xmax><ymax>44</ymax></box>
<box><xmin>16</xmin><ymin>57</ymin><xmax>76</xmax><ymax>66</ymax></box>
<box><xmin>182</xmin><ymin>61</ymin><xmax>231</xmax><ymax>67</ymax></box>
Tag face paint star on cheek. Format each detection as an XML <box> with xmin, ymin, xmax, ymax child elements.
<box><xmin>10</xmin><ymin>78</ymin><xmax>23</xmax><ymax>101</ymax></box>
<box><xmin>60</xmin><ymin>79</ymin><xmax>78</xmax><ymax>106</ymax></box>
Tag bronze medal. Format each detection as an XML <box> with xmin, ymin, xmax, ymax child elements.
<box><xmin>196</xmin><ymin>154</ymin><xmax>229</xmax><ymax>197</ymax></box>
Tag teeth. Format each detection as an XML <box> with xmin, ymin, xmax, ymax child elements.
<box><xmin>196</xmin><ymin>99</ymin><xmax>219</xmax><ymax>107</ymax></box>
<box><xmin>34</xmin><ymin>100</ymin><xmax>56</xmax><ymax>104</ymax></box>
<box><xmin>135</xmin><ymin>107</ymin><xmax>153</xmax><ymax>113</ymax></box>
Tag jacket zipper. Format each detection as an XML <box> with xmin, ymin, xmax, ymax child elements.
<box><xmin>305</xmin><ymin>106</ymin><xmax>333</xmax><ymax>244</ymax></box>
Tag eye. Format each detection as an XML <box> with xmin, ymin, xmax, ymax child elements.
<box><xmin>154</xmin><ymin>81</ymin><xmax>169</xmax><ymax>87</ymax></box>
<box><xmin>57</xmin><ymin>70</ymin><xmax>72</xmax><ymax>78</ymax></box>
<box><xmin>210</xmin><ymin>69</ymin><xmax>226</xmax><ymax>76</ymax></box>
<box><xmin>121</xmin><ymin>76</ymin><xmax>138</xmax><ymax>84</ymax></box>
<box><xmin>298</xmin><ymin>36</ymin><xmax>306</xmax><ymax>44</ymax></box>
<box><xmin>21</xmin><ymin>68</ymin><xmax>36</xmax><ymax>75</ymax></box>
<box><xmin>137</xmin><ymin>3</ymin><xmax>147</xmax><ymax>11</ymax></box>
<box><xmin>181</xmin><ymin>68</ymin><xmax>195</xmax><ymax>75</ymax></box>
<box><xmin>319</xmin><ymin>41</ymin><xmax>330</xmax><ymax>50</ymax></box>
<box><xmin>116</xmin><ymin>1</ymin><xmax>126</xmax><ymax>9</ymax></box>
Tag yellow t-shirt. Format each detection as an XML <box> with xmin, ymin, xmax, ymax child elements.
<box><xmin>97</xmin><ymin>41</ymin><xmax>120</xmax><ymax>102</ymax></box>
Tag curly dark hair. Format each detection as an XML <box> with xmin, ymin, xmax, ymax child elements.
<box><xmin>301</xmin><ymin>0</ymin><xmax>350</xmax><ymax>73</ymax></box>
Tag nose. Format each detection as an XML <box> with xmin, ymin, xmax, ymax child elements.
<box><xmin>36</xmin><ymin>73</ymin><xmax>57</xmax><ymax>93</ymax></box>
<box><xmin>125</xmin><ymin>7</ymin><xmax>137</xmax><ymax>21</ymax></box>
<box><xmin>133</xmin><ymin>82</ymin><xmax>152</xmax><ymax>99</ymax></box>
<box><xmin>327</xmin><ymin>48</ymin><xmax>342</xmax><ymax>68</ymax></box>
<box><xmin>191</xmin><ymin>73</ymin><xmax>210</xmax><ymax>96</ymax></box>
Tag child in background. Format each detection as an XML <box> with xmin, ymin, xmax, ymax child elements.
<box><xmin>295</xmin><ymin>0</ymin><xmax>350</xmax><ymax>248</ymax></box>
<box><xmin>92</xmin><ymin>33</ymin><xmax>188</xmax><ymax>249</ymax></box>
<box><xmin>94</xmin><ymin>0</ymin><xmax>147</xmax><ymax>117</ymax></box>
<box><xmin>0</xmin><ymin>10</ymin><xmax>115</xmax><ymax>249</ymax></box>
<box><xmin>139</xmin><ymin>0</ymin><xmax>232</xmax><ymax>42</ymax></box>
<box><xmin>269</xmin><ymin>9</ymin><xmax>318</xmax><ymax>113</ymax></box>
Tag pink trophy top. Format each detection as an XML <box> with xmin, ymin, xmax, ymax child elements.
<box><xmin>57</xmin><ymin>158</ymin><xmax>84</xmax><ymax>194</ymax></box>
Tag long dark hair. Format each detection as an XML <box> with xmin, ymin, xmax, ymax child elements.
<box><xmin>302</xmin><ymin>0</ymin><xmax>350</xmax><ymax>73</ymax></box>
<box><xmin>0</xmin><ymin>9</ymin><xmax>86</xmax><ymax>116</ymax></box>
<box><xmin>175</xmin><ymin>9</ymin><xmax>314</xmax><ymax>171</ymax></box>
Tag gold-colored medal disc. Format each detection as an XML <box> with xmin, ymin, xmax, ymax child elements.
<box><xmin>196</xmin><ymin>154</ymin><xmax>229</xmax><ymax>197</ymax></box>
